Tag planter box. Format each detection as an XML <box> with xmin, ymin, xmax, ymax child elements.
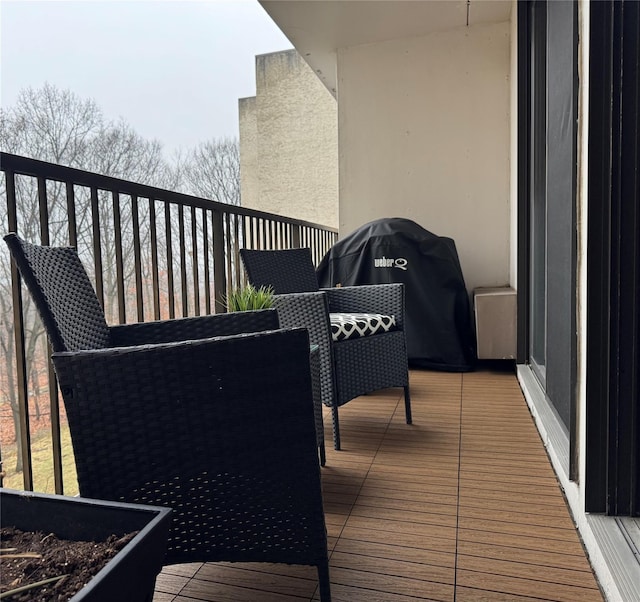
<box><xmin>1</xmin><ymin>488</ymin><xmax>171</xmax><ymax>602</ymax></box>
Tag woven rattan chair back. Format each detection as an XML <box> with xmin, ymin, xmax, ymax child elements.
<box><xmin>240</xmin><ymin>248</ymin><xmax>319</xmax><ymax>294</ymax></box>
<box><xmin>4</xmin><ymin>234</ymin><xmax>110</xmax><ymax>352</ymax></box>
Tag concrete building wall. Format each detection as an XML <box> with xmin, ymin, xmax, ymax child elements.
<box><xmin>239</xmin><ymin>96</ymin><xmax>259</xmax><ymax>209</ymax></box>
<box><xmin>337</xmin><ymin>21</ymin><xmax>511</xmax><ymax>294</ymax></box>
<box><xmin>239</xmin><ymin>49</ymin><xmax>338</xmax><ymax>228</ymax></box>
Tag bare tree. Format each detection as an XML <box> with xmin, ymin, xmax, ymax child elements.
<box><xmin>0</xmin><ymin>84</ymin><xmax>172</xmax><ymax>474</ymax></box>
<box><xmin>1</xmin><ymin>84</ymin><xmax>243</xmax><ymax>481</ymax></box>
<box><xmin>177</xmin><ymin>138</ymin><xmax>240</xmax><ymax>205</ymax></box>
<box><xmin>1</xmin><ymin>83</ymin><xmax>102</xmax><ymax>165</ymax></box>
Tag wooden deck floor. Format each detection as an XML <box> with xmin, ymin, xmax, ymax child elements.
<box><xmin>153</xmin><ymin>367</ymin><xmax>604</xmax><ymax>602</ymax></box>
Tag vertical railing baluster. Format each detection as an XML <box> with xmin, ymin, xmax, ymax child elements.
<box><xmin>90</xmin><ymin>188</ymin><xmax>104</xmax><ymax>308</ymax></box>
<box><xmin>203</xmin><ymin>209</ymin><xmax>211</xmax><ymax>314</ymax></box>
<box><xmin>212</xmin><ymin>208</ymin><xmax>226</xmax><ymax>313</ymax></box>
<box><xmin>240</xmin><ymin>215</ymin><xmax>247</xmax><ymax>251</ymax></box>
<box><xmin>131</xmin><ymin>195</ymin><xmax>144</xmax><ymax>322</ymax></box>
<box><xmin>191</xmin><ymin>206</ymin><xmax>200</xmax><ymax>316</ymax></box>
<box><xmin>232</xmin><ymin>214</ymin><xmax>241</xmax><ymax>290</ymax></box>
<box><xmin>5</xmin><ymin>170</ymin><xmax>33</xmax><ymax>491</ymax></box>
<box><xmin>65</xmin><ymin>182</ymin><xmax>77</xmax><ymax>247</ymax></box>
<box><xmin>227</xmin><ymin>214</ymin><xmax>234</xmax><ymax>290</ymax></box>
<box><xmin>37</xmin><ymin>178</ymin><xmax>48</xmax><ymax>243</ymax></box>
<box><xmin>238</xmin><ymin>215</ymin><xmax>244</xmax><ymax>285</ymax></box>
<box><xmin>37</xmin><ymin>179</ymin><xmax>64</xmax><ymax>494</ymax></box>
<box><xmin>112</xmin><ymin>191</ymin><xmax>126</xmax><ymax>324</ymax></box>
<box><xmin>46</xmin><ymin>340</ymin><xmax>63</xmax><ymax>495</ymax></box>
<box><xmin>149</xmin><ymin>199</ymin><xmax>161</xmax><ymax>321</ymax></box>
<box><xmin>292</xmin><ymin>223</ymin><xmax>301</xmax><ymax>248</ymax></box>
<box><xmin>227</xmin><ymin>213</ymin><xmax>234</xmax><ymax>291</ymax></box>
<box><xmin>164</xmin><ymin>202</ymin><xmax>175</xmax><ymax>319</ymax></box>
<box><xmin>62</xmin><ymin>179</ymin><xmax>83</xmax><ymax>488</ymax></box>
<box><xmin>178</xmin><ymin>205</ymin><xmax>188</xmax><ymax>317</ymax></box>
<box><xmin>248</xmin><ymin>216</ymin><xmax>255</xmax><ymax>250</ymax></box>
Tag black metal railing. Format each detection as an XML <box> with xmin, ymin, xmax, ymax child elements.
<box><xmin>0</xmin><ymin>152</ymin><xmax>337</xmax><ymax>494</ymax></box>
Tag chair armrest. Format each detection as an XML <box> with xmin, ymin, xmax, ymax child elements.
<box><xmin>108</xmin><ymin>308</ymin><xmax>279</xmax><ymax>347</ymax></box>
<box><xmin>323</xmin><ymin>284</ymin><xmax>406</xmax><ymax>329</ymax></box>
<box><xmin>273</xmin><ymin>292</ymin><xmax>336</xmax><ymax>409</ymax></box>
<box><xmin>273</xmin><ymin>292</ymin><xmax>333</xmax><ymax>348</ymax></box>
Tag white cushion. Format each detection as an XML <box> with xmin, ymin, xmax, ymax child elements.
<box><xmin>329</xmin><ymin>313</ymin><xmax>397</xmax><ymax>342</ymax></box>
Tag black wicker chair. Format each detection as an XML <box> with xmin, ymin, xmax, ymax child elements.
<box><xmin>4</xmin><ymin>234</ymin><xmax>331</xmax><ymax>601</ymax></box>
<box><xmin>240</xmin><ymin>247</ymin><xmax>411</xmax><ymax>450</ymax></box>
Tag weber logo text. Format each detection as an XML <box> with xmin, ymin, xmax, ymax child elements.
<box><xmin>374</xmin><ymin>256</ymin><xmax>408</xmax><ymax>271</ymax></box>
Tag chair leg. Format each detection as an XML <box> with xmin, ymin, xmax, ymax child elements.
<box><xmin>317</xmin><ymin>559</ymin><xmax>332</xmax><ymax>602</ymax></box>
<box><xmin>331</xmin><ymin>405</ymin><xmax>341</xmax><ymax>450</ymax></box>
<box><xmin>404</xmin><ymin>385</ymin><xmax>412</xmax><ymax>424</ymax></box>
<box><xmin>319</xmin><ymin>438</ymin><xmax>326</xmax><ymax>467</ymax></box>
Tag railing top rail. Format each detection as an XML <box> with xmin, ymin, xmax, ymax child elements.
<box><xmin>0</xmin><ymin>152</ymin><xmax>338</xmax><ymax>233</ymax></box>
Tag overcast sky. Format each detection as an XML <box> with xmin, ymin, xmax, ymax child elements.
<box><xmin>0</xmin><ymin>0</ymin><xmax>292</xmax><ymax>155</ymax></box>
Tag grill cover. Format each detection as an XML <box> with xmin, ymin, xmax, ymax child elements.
<box><xmin>317</xmin><ymin>217</ymin><xmax>476</xmax><ymax>371</ymax></box>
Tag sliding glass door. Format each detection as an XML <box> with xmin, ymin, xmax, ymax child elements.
<box><xmin>519</xmin><ymin>0</ymin><xmax>577</xmax><ymax>440</ymax></box>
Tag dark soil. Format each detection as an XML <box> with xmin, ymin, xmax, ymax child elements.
<box><xmin>0</xmin><ymin>526</ymin><xmax>138</xmax><ymax>601</ymax></box>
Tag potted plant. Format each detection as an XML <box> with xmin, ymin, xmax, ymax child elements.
<box><xmin>224</xmin><ymin>283</ymin><xmax>274</xmax><ymax>312</ymax></box>
<box><xmin>0</xmin><ymin>488</ymin><xmax>171</xmax><ymax>602</ymax></box>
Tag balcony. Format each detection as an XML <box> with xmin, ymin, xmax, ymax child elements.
<box><xmin>0</xmin><ymin>153</ymin><xmax>603</xmax><ymax>601</ymax></box>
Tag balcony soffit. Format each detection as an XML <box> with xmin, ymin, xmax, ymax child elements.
<box><xmin>259</xmin><ymin>0</ymin><xmax>513</xmax><ymax>96</ymax></box>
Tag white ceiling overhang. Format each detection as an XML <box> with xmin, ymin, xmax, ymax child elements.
<box><xmin>259</xmin><ymin>0</ymin><xmax>512</xmax><ymax>96</ymax></box>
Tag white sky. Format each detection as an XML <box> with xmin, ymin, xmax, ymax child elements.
<box><xmin>0</xmin><ymin>0</ymin><xmax>293</xmax><ymax>156</ymax></box>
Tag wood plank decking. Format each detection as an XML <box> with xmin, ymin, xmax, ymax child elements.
<box><xmin>153</xmin><ymin>367</ymin><xmax>604</xmax><ymax>602</ymax></box>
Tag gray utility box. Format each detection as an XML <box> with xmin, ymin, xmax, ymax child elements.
<box><xmin>473</xmin><ymin>287</ymin><xmax>516</xmax><ymax>360</ymax></box>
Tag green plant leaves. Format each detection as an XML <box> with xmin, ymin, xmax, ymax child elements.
<box><xmin>224</xmin><ymin>284</ymin><xmax>274</xmax><ymax>312</ymax></box>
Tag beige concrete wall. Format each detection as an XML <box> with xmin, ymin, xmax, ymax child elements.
<box><xmin>239</xmin><ymin>96</ymin><xmax>259</xmax><ymax>208</ymax></box>
<box><xmin>239</xmin><ymin>50</ymin><xmax>338</xmax><ymax>228</ymax></box>
<box><xmin>337</xmin><ymin>21</ymin><xmax>511</xmax><ymax>293</ymax></box>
